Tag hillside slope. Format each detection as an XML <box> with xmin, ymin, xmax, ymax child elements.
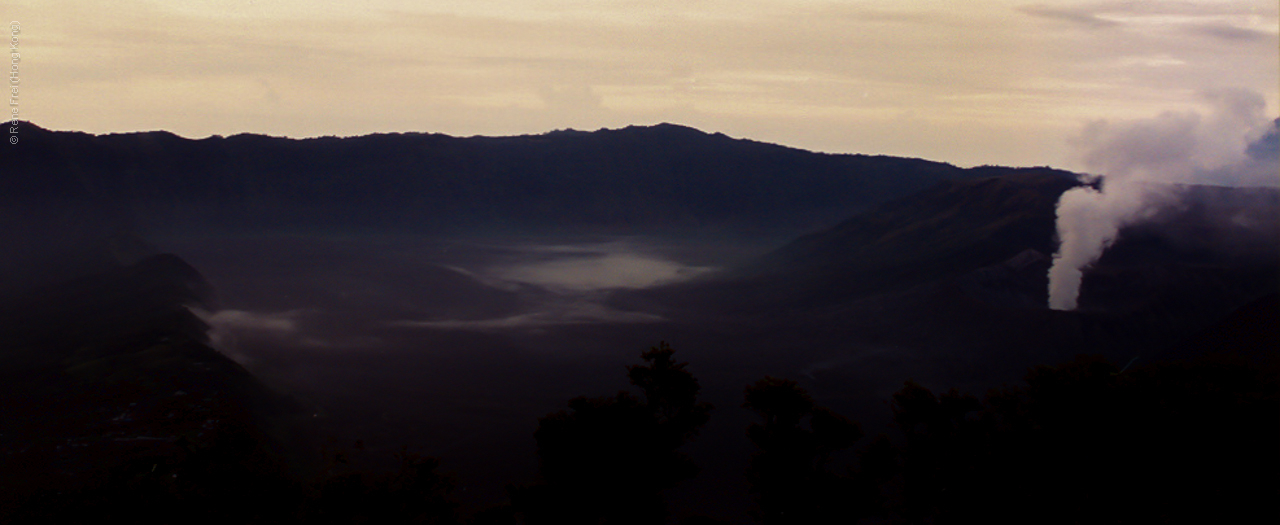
<box><xmin>0</xmin><ymin>248</ymin><xmax>305</xmax><ymax>523</ymax></box>
<box><xmin>615</xmin><ymin>172</ymin><xmax>1279</xmax><ymax>389</ymax></box>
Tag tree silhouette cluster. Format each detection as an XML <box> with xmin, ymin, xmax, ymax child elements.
<box><xmin>742</xmin><ymin>377</ymin><xmax>866</xmax><ymax>524</ymax></box>
<box><xmin>9</xmin><ymin>333</ymin><xmax>1274</xmax><ymax>525</ymax></box>
<box><xmin>3</xmin><ymin>408</ymin><xmax>300</xmax><ymax>524</ymax></box>
<box><xmin>512</xmin><ymin>342</ymin><xmax>713</xmax><ymax>525</ymax></box>
<box><xmin>302</xmin><ymin>442</ymin><xmax>458</xmax><ymax>524</ymax></box>
<box><xmin>734</xmin><ymin>348</ymin><xmax>1278</xmax><ymax>524</ymax></box>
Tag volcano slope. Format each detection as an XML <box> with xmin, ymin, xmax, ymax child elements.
<box><xmin>616</xmin><ymin>170</ymin><xmax>1280</xmax><ymax>393</ymax></box>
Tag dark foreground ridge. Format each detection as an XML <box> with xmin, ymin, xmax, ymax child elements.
<box><xmin>3</xmin><ymin>260</ymin><xmax>1275</xmax><ymax>524</ymax></box>
<box><xmin>0</xmin><ymin>249</ymin><xmax>307</xmax><ymax>523</ymax></box>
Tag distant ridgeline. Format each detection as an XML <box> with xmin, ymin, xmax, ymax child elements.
<box><xmin>1</xmin><ymin>122</ymin><xmax>1061</xmax><ymax>236</ymax></box>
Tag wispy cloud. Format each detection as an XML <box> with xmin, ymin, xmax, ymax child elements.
<box><xmin>388</xmin><ymin>239</ymin><xmax>703</xmax><ymax>329</ymax></box>
<box><xmin>190</xmin><ymin>307</ymin><xmax>335</xmax><ymax>362</ymax></box>
<box><xmin>1047</xmin><ymin>88</ymin><xmax>1277</xmax><ymax>310</ymax></box>
<box><xmin>388</xmin><ymin>300</ymin><xmax>663</xmax><ymax>331</ymax></box>
<box><xmin>1018</xmin><ymin>5</ymin><xmax>1119</xmax><ymax>29</ymax></box>
<box><xmin>492</xmin><ymin>252</ymin><xmax>715</xmax><ymax>293</ymax></box>
<box><xmin>1188</xmin><ymin>23</ymin><xmax>1273</xmax><ymax>42</ymax></box>
<box><xmin>197</xmin><ymin>308</ymin><xmax>304</xmax><ymax>335</ymax></box>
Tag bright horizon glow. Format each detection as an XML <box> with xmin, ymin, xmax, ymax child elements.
<box><xmin>5</xmin><ymin>0</ymin><xmax>1277</xmax><ymax>169</ymax></box>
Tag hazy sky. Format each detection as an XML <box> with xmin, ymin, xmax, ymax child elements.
<box><xmin>7</xmin><ymin>0</ymin><xmax>1277</xmax><ymax>168</ymax></box>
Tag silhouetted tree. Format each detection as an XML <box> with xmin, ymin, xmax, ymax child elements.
<box><xmin>742</xmin><ymin>377</ymin><xmax>864</xmax><ymax>524</ymax></box>
<box><xmin>513</xmin><ymin>342</ymin><xmax>712</xmax><ymax>525</ymax></box>
<box><xmin>887</xmin><ymin>381</ymin><xmax>985</xmax><ymax>523</ymax></box>
<box><xmin>866</xmin><ymin>353</ymin><xmax>1279</xmax><ymax>524</ymax></box>
<box><xmin>628</xmin><ymin>342</ymin><xmax>713</xmax><ymax>442</ymax></box>
<box><xmin>304</xmin><ymin>442</ymin><xmax>459</xmax><ymax>524</ymax></box>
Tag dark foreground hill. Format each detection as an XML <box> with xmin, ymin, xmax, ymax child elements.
<box><xmin>0</xmin><ymin>247</ymin><xmax>307</xmax><ymax>523</ymax></box>
<box><xmin>1</xmin><ymin>121</ymin><xmax>990</xmax><ymax>237</ymax></box>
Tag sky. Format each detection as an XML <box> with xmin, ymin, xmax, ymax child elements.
<box><xmin>5</xmin><ymin>0</ymin><xmax>1277</xmax><ymax>169</ymax></box>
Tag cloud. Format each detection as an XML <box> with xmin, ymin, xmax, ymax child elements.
<box><xmin>487</xmin><ymin>243</ymin><xmax>716</xmax><ymax>293</ymax></box>
<box><xmin>1189</xmin><ymin>23</ymin><xmax>1273</xmax><ymax>42</ymax></box>
<box><xmin>387</xmin><ymin>300</ymin><xmax>663</xmax><ymax>331</ymax></box>
<box><xmin>190</xmin><ymin>307</ymin><xmax>330</xmax><ymax>362</ymax></box>
<box><xmin>198</xmin><ymin>308</ymin><xmax>303</xmax><ymax>334</ymax></box>
<box><xmin>1245</xmin><ymin>118</ymin><xmax>1279</xmax><ymax>161</ymax></box>
<box><xmin>385</xmin><ymin>238</ymin><xmax>706</xmax><ymax>330</ymax></box>
<box><xmin>1017</xmin><ymin>5</ymin><xmax>1119</xmax><ymax>29</ymax></box>
<box><xmin>1069</xmin><ymin>88</ymin><xmax>1276</xmax><ymax>185</ymax></box>
<box><xmin>1047</xmin><ymin>88</ymin><xmax>1278</xmax><ymax>310</ymax></box>
<box><xmin>537</xmin><ymin>84</ymin><xmax>604</xmax><ymax>114</ymax></box>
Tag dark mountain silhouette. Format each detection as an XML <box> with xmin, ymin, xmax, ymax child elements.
<box><xmin>0</xmin><ymin>242</ymin><xmax>307</xmax><ymax>523</ymax></box>
<box><xmin>0</xmin><ymin>228</ymin><xmax>161</xmax><ymax>298</ymax></box>
<box><xmin>4</xmin><ymin>121</ymin><xmax>984</xmax><ymax>236</ymax></box>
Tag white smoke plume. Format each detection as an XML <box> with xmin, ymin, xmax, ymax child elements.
<box><xmin>1047</xmin><ymin>89</ymin><xmax>1278</xmax><ymax>310</ymax></box>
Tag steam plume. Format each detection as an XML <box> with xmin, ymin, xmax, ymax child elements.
<box><xmin>1047</xmin><ymin>89</ymin><xmax>1278</xmax><ymax>310</ymax></box>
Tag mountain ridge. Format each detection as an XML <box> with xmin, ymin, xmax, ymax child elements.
<box><xmin>5</xmin><ymin>121</ymin><xmax>990</xmax><ymax>237</ymax></box>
